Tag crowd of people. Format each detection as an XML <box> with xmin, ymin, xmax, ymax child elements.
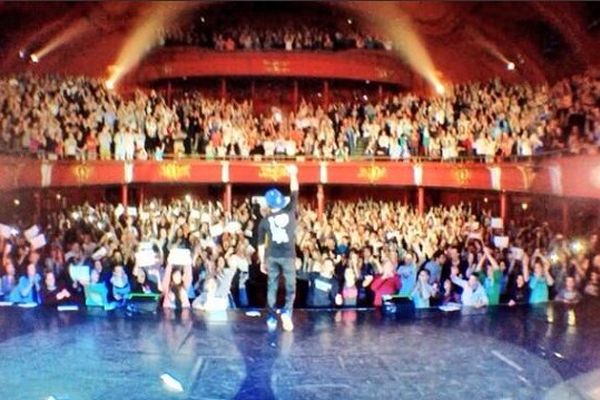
<box><xmin>159</xmin><ymin>23</ymin><xmax>393</xmax><ymax>52</ymax></box>
<box><xmin>0</xmin><ymin>70</ymin><xmax>598</xmax><ymax>161</ymax></box>
<box><xmin>1</xmin><ymin>195</ymin><xmax>598</xmax><ymax>312</ymax></box>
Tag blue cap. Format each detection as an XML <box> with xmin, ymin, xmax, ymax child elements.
<box><xmin>265</xmin><ymin>188</ymin><xmax>285</xmax><ymax>209</ymax></box>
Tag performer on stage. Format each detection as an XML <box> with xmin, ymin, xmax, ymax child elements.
<box><xmin>258</xmin><ymin>164</ymin><xmax>299</xmax><ymax>331</ymax></box>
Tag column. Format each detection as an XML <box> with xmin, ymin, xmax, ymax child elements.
<box><xmin>378</xmin><ymin>84</ymin><xmax>383</xmax><ymax>102</ymax></box>
<box><xmin>317</xmin><ymin>184</ymin><xmax>325</xmax><ymax>220</ymax></box>
<box><xmin>292</xmin><ymin>80</ymin><xmax>299</xmax><ymax>110</ymax></box>
<box><xmin>166</xmin><ymin>81</ymin><xmax>172</xmax><ymax>107</ymax></box>
<box><xmin>33</xmin><ymin>191</ymin><xmax>42</xmax><ymax>222</ymax></box>
<box><xmin>402</xmin><ymin>190</ymin><xmax>409</xmax><ymax>206</ymax></box>
<box><xmin>323</xmin><ymin>80</ymin><xmax>329</xmax><ymax>109</ymax></box>
<box><xmin>138</xmin><ymin>186</ymin><xmax>145</xmax><ymax>208</ymax></box>
<box><xmin>417</xmin><ymin>187</ymin><xmax>425</xmax><ymax>215</ymax></box>
<box><xmin>220</xmin><ymin>78</ymin><xmax>227</xmax><ymax>100</ymax></box>
<box><xmin>499</xmin><ymin>191</ymin><xmax>507</xmax><ymax>223</ymax></box>
<box><xmin>223</xmin><ymin>183</ymin><xmax>232</xmax><ymax>214</ymax></box>
<box><xmin>121</xmin><ymin>184</ymin><xmax>128</xmax><ymax>207</ymax></box>
<box><xmin>561</xmin><ymin>199</ymin><xmax>569</xmax><ymax>234</ymax></box>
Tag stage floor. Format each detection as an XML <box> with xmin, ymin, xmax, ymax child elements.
<box><xmin>0</xmin><ymin>302</ymin><xmax>599</xmax><ymax>400</ymax></box>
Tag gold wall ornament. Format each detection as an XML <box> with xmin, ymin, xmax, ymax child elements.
<box><xmin>262</xmin><ymin>60</ymin><xmax>290</xmax><ymax>74</ymax></box>
<box><xmin>375</xmin><ymin>68</ymin><xmax>391</xmax><ymax>79</ymax></box>
<box><xmin>357</xmin><ymin>165</ymin><xmax>387</xmax><ymax>183</ymax></box>
<box><xmin>453</xmin><ymin>166</ymin><xmax>471</xmax><ymax>186</ymax></box>
<box><xmin>258</xmin><ymin>163</ymin><xmax>288</xmax><ymax>181</ymax></box>
<box><xmin>72</xmin><ymin>164</ymin><xmax>93</xmax><ymax>184</ymax></box>
<box><xmin>516</xmin><ymin>165</ymin><xmax>537</xmax><ymax>190</ymax></box>
<box><xmin>159</xmin><ymin>162</ymin><xmax>191</xmax><ymax>180</ymax></box>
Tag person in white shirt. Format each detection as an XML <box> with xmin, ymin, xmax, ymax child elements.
<box><xmin>98</xmin><ymin>127</ymin><xmax>112</xmax><ymax>160</ymax></box>
<box><xmin>64</xmin><ymin>133</ymin><xmax>77</xmax><ymax>160</ymax></box>
<box><xmin>450</xmin><ymin>269</ymin><xmax>489</xmax><ymax>308</ymax></box>
<box><xmin>114</xmin><ymin>129</ymin><xmax>125</xmax><ymax>161</ymax></box>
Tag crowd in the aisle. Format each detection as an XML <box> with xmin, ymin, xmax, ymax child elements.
<box><xmin>0</xmin><ymin>70</ymin><xmax>598</xmax><ymax>161</ymax></box>
<box><xmin>1</xmin><ymin>195</ymin><xmax>597</xmax><ymax>311</ymax></box>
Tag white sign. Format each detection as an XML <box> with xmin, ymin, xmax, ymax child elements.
<box><xmin>493</xmin><ymin>236</ymin><xmax>509</xmax><ymax>249</ymax></box>
<box><xmin>30</xmin><ymin>234</ymin><xmax>47</xmax><ymax>250</ymax></box>
<box><xmin>24</xmin><ymin>225</ymin><xmax>40</xmax><ymax>241</ymax></box>
<box><xmin>491</xmin><ymin>218</ymin><xmax>504</xmax><ymax>229</ymax></box>
<box><xmin>167</xmin><ymin>248</ymin><xmax>192</xmax><ymax>266</ymax></box>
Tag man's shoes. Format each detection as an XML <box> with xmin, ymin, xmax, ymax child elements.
<box><xmin>266</xmin><ymin>316</ymin><xmax>278</xmax><ymax>332</ymax></box>
<box><xmin>281</xmin><ymin>313</ymin><xmax>294</xmax><ymax>332</ymax></box>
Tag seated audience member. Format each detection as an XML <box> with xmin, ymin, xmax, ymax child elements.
<box><xmin>9</xmin><ymin>263</ymin><xmax>41</xmax><ymax>304</ymax></box>
<box><xmin>341</xmin><ymin>267</ymin><xmax>358</xmax><ymax>307</ymax></box>
<box><xmin>307</xmin><ymin>258</ymin><xmax>342</xmax><ymax>308</ymax></box>
<box><xmin>40</xmin><ymin>270</ymin><xmax>73</xmax><ymax>306</ymax></box>
<box><xmin>507</xmin><ymin>274</ymin><xmax>530</xmax><ymax>306</ymax></box>
<box><xmin>132</xmin><ymin>267</ymin><xmax>160</xmax><ymax>294</ymax></box>
<box><xmin>523</xmin><ymin>250</ymin><xmax>555</xmax><ymax>304</ymax></box>
<box><xmin>371</xmin><ymin>260</ymin><xmax>401</xmax><ymax>307</ymax></box>
<box><xmin>450</xmin><ymin>269</ymin><xmax>489</xmax><ymax>308</ymax></box>
<box><xmin>192</xmin><ymin>277</ymin><xmax>229</xmax><ymax>311</ymax></box>
<box><xmin>110</xmin><ymin>265</ymin><xmax>131</xmax><ymax>304</ymax></box>
<box><xmin>84</xmin><ymin>269</ymin><xmax>109</xmax><ymax>307</ymax></box>
<box><xmin>439</xmin><ymin>278</ymin><xmax>460</xmax><ymax>305</ymax></box>
<box><xmin>0</xmin><ymin>258</ymin><xmax>17</xmax><ymax>300</ymax></box>
<box><xmin>161</xmin><ymin>262</ymin><xmax>192</xmax><ymax>309</ymax></box>
<box><xmin>411</xmin><ymin>269</ymin><xmax>435</xmax><ymax>309</ymax></box>
<box><xmin>555</xmin><ymin>275</ymin><xmax>582</xmax><ymax>304</ymax></box>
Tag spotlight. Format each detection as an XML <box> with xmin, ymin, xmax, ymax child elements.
<box><xmin>56</xmin><ymin>193</ymin><xmax>62</xmax><ymax>200</ymax></box>
<box><xmin>507</xmin><ymin>62</ymin><xmax>515</xmax><ymax>71</ymax></box>
<box><xmin>434</xmin><ymin>83</ymin><xmax>445</xmax><ymax>95</ymax></box>
<box><xmin>105</xmin><ymin>80</ymin><xmax>115</xmax><ymax>90</ymax></box>
<box><xmin>362</xmin><ymin>94</ymin><xmax>368</xmax><ymax>101</ymax></box>
<box><xmin>185</xmin><ymin>194</ymin><xmax>192</xmax><ymax>203</ymax></box>
<box><xmin>160</xmin><ymin>373</ymin><xmax>184</xmax><ymax>393</ymax></box>
<box><xmin>365</xmin><ymin>80</ymin><xmax>370</xmax><ymax>84</ymax></box>
<box><xmin>200</xmin><ymin>16</ymin><xmax>205</xmax><ymax>23</ymax></box>
<box><xmin>317</xmin><ymin>92</ymin><xmax>322</xmax><ymax>98</ymax></box>
<box><xmin>30</xmin><ymin>54</ymin><xmax>39</xmax><ymax>63</ymax></box>
<box><xmin>571</xmin><ymin>241</ymin><xmax>584</xmax><ymax>254</ymax></box>
<box><xmin>347</xmin><ymin>18</ymin><xmax>353</xmax><ymax>25</ymax></box>
<box><xmin>13</xmin><ymin>199</ymin><xmax>20</xmax><ymax>206</ymax></box>
<box><xmin>19</xmin><ymin>49</ymin><xmax>26</xmax><ymax>59</ymax></box>
<box><xmin>483</xmin><ymin>197</ymin><xmax>488</xmax><ymax>203</ymax></box>
<box><xmin>521</xmin><ymin>202</ymin><xmax>528</xmax><ymax>211</ymax></box>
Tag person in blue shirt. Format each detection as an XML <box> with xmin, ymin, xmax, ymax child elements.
<box><xmin>424</xmin><ymin>251</ymin><xmax>445</xmax><ymax>285</ymax></box>
<box><xmin>9</xmin><ymin>263</ymin><xmax>41</xmax><ymax>304</ymax></box>
<box><xmin>397</xmin><ymin>252</ymin><xmax>418</xmax><ymax>297</ymax></box>
<box><xmin>0</xmin><ymin>258</ymin><xmax>17</xmax><ymax>300</ymax></box>
<box><xmin>110</xmin><ymin>265</ymin><xmax>131</xmax><ymax>305</ymax></box>
<box><xmin>411</xmin><ymin>269</ymin><xmax>435</xmax><ymax>309</ymax></box>
<box><xmin>523</xmin><ymin>250</ymin><xmax>555</xmax><ymax>304</ymax></box>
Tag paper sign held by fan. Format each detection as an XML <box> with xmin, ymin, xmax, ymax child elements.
<box><xmin>493</xmin><ymin>236</ymin><xmax>509</xmax><ymax>248</ymax></box>
<box><xmin>491</xmin><ymin>218</ymin><xmax>504</xmax><ymax>229</ymax></box>
<box><xmin>92</xmin><ymin>247</ymin><xmax>107</xmax><ymax>261</ymax></box>
<box><xmin>24</xmin><ymin>225</ymin><xmax>40</xmax><ymax>241</ymax></box>
<box><xmin>0</xmin><ymin>224</ymin><xmax>12</xmax><ymax>239</ymax></box>
<box><xmin>168</xmin><ymin>248</ymin><xmax>192</xmax><ymax>266</ymax></box>
<box><xmin>30</xmin><ymin>234</ymin><xmax>46</xmax><ymax>250</ymax></box>
<box><xmin>209</xmin><ymin>224</ymin><xmax>224</xmax><ymax>237</ymax></box>
<box><xmin>136</xmin><ymin>249</ymin><xmax>157</xmax><ymax>267</ymax></box>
